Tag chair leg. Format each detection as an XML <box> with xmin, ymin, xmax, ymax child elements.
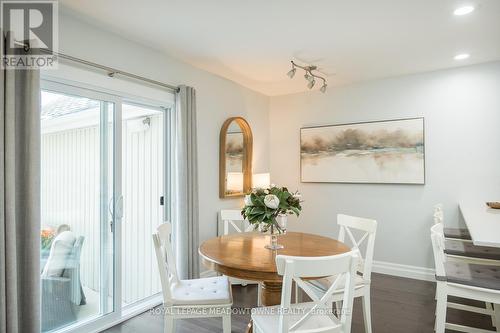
<box><xmin>257</xmin><ymin>283</ymin><xmax>262</xmax><ymax>306</ymax></box>
<box><xmin>294</xmin><ymin>282</ymin><xmax>300</xmax><ymax>303</ymax></box>
<box><xmin>165</xmin><ymin>315</ymin><xmax>175</xmax><ymax>333</ymax></box>
<box><xmin>335</xmin><ymin>301</ymin><xmax>343</xmax><ymax>318</ymax></box>
<box><xmin>493</xmin><ymin>303</ymin><xmax>500</xmax><ymax>332</ymax></box>
<box><xmin>222</xmin><ymin>313</ymin><xmax>231</xmax><ymax>333</ymax></box>
<box><xmin>435</xmin><ymin>282</ymin><xmax>447</xmax><ymax>333</ymax></box>
<box><xmin>486</xmin><ymin>303</ymin><xmax>495</xmax><ymax>328</ymax></box>
<box><xmin>362</xmin><ymin>289</ymin><xmax>372</xmax><ymax>333</ymax></box>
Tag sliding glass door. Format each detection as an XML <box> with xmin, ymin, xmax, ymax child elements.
<box><xmin>40</xmin><ymin>80</ymin><xmax>171</xmax><ymax>332</ymax></box>
<box><xmin>121</xmin><ymin>102</ymin><xmax>165</xmax><ymax>307</ymax></box>
<box><xmin>40</xmin><ymin>85</ymin><xmax>120</xmax><ymax>332</ymax></box>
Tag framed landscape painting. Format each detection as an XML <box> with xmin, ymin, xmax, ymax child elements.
<box><xmin>300</xmin><ymin>118</ymin><xmax>425</xmax><ymax>184</ymax></box>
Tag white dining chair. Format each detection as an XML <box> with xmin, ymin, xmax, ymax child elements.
<box><xmin>218</xmin><ymin>209</ymin><xmax>262</xmax><ymax>306</ymax></box>
<box><xmin>297</xmin><ymin>214</ymin><xmax>377</xmax><ymax>333</ymax></box>
<box><xmin>218</xmin><ymin>209</ymin><xmax>254</xmax><ymax>235</ymax></box>
<box><xmin>153</xmin><ymin>223</ymin><xmax>232</xmax><ymax>333</ymax></box>
<box><xmin>431</xmin><ymin>223</ymin><xmax>500</xmax><ymax>333</ymax></box>
<box><xmin>434</xmin><ymin>203</ymin><xmax>472</xmax><ymax>241</ymax></box>
<box><xmin>252</xmin><ymin>251</ymin><xmax>359</xmax><ymax>333</ymax></box>
<box><xmin>433</xmin><ymin>206</ymin><xmax>499</xmax><ymax>319</ymax></box>
<box><xmin>433</xmin><ymin>204</ymin><xmax>500</xmax><ymax>266</ymax></box>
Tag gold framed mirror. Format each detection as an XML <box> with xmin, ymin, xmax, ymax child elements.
<box><xmin>219</xmin><ymin>117</ymin><xmax>253</xmax><ymax>198</ymax></box>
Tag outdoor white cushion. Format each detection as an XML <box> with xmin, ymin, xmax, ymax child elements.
<box><xmin>41</xmin><ymin>231</ymin><xmax>76</xmax><ymax>278</ymax></box>
<box><xmin>170</xmin><ymin>276</ymin><xmax>232</xmax><ymax>306</ymax></box>
<box><xmin>252</xmin><ymin>301</ymin><xmax>340</xmax><ymax>332</ymax></box>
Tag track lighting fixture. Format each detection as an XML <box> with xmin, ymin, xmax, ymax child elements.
<box><xmin>287</xmin><ymin>67</ymin><xmax>296</xmax><ymax>78</ymax></box>
<box><xmin>286</xmin><ymin>61</ymin><xmax>327</xmax><ymax>93</ymax></box>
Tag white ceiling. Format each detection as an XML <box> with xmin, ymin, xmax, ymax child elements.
<box><xmin>61</xmin><ymin>0</ymin><xmax>500</xmax><ymax>96</ymax></box>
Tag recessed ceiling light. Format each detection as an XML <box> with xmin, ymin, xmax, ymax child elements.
<box><xmin>454</xmin><ymin>6</ymin><xmax>475</xmax><ymax>16</ymax></box>
<box><xmin>454</xmin><ymin>53</ymin><xmax>470</xmax><ymax>60</ymax></box>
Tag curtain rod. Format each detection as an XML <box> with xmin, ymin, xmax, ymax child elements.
<box><xmin>39</xmin><ymin>48</ymin><xmax>180</xmax><ymax>93</ymax></box>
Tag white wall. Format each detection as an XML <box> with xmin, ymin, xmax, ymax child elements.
<box><xmin>52</xmin><ymin>10</ymin><xmax>270</xmax><ymax>244</ymax></box>
<box><xmin>53</xmin><ymin>10</ymin><xmax>500</xmax><ymax>273</ymax></box>
<box><xmin>270</xmin><ymin>62</ymin><xmax>500</xmax><ymax>269</ymax></box>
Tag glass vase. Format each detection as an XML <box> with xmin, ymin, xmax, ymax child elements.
<box><xmin>276</xmin><ymin>213</ymin><xmax>288</xmax><ymax>234</ymax></box>
<box><xmin>264</xmin><ymin>214</ymin><xmax>287</xmax><ymax>250</ymax></box>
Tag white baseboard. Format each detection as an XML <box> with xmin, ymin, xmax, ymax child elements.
<box><xmin>201</xmin><ymin>261</ymin><xmax>435</xmax><ymax>282</ymax></box>
<box><xmin>372</xmin><ymin>260</ymin><xmax>435</xmax><ymax>281</ymax></box>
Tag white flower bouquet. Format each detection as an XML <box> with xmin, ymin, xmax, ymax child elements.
<box><xmin>241</xmin><ymin>185</ymin><xmax>302</xmax><ymax>234</ymax></box>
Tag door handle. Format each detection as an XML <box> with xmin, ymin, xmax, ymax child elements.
<box><xmin>116</xmin><ymin>195</ymin><xmax>124</xmax><ymax>219</ymax></box>
<box><xmin>108</xmin><ymin>196</ymin><xmax>124</xmax><ymax>218</ymax></box>
<box><xmin>108</xmin><ymin>195</ymin><xmax>124</xmax><ymax>233</ymax></box>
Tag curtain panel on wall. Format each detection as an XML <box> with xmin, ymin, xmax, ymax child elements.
<box><xmin>173</xmin><ymin>85</ymin><xmax>200</xmax><ymax>279</ymax></box>
<box><xmin>0</xmin><ymin>42</ymin><xmax>41</xmax><ymax>333</ymax></box>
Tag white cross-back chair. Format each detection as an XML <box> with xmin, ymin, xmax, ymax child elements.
<box><xmin>433</xmin><ymin>204</ymin><xmax>500</xmax><ymax>321</ymax></box>
<box><xmin>298</xmin><ymin>214</ymin><xmax>377</xmax><ymax>333</ymax></box>
<box><xmin>433</xmin><ymin>204</ymin><xmax>500</xmax><ymax>266</ymax></box>
<box><xmin>218</xmin><ymin>209</ymin><xmax>262</xmax><ymax>305</ymax></box>
<box><xmin>219</xmin><ymin>209</ymin><xmax>254</xmax><ymax>235</ymax></box>
<box><xmin>433</xmin><ymin>203</ymin><xmax>472</xmax><ymax>242</ymax></box>
<box><xmin>153</xmin><ymin>223</ymin><xmax>232</xmax><ymax>333</ymax></box>
<box><xmin>252</xmin><ymin>251</ymin><xmax>359</xmax><ymax>333</ymax></box>
<box><xmin>431</xmin><ymin>223</ymin><xmax>500</xmax><ymax>333</ymax></box>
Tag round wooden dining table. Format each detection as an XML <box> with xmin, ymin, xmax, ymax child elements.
<box><xmin>199</xmin><ymin>231</ymin><xmax>350</xmax><ymax>332</ymax></box>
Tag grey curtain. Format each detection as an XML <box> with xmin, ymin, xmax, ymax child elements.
<box><xmin>0</xmin><ymin>50</ymin><xmax>41</xmax><ymax>331</ymax></box>
<box><xmin>173</xmin><ymin>85</ymin><xmax>199</xmax><ymax>280</ymax></box>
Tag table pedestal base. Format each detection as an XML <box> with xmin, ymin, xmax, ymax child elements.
<box><xmin>246</xmin><ymin>281</ymin><xmax>283</xmax><ymax>333</ymax></box>
<box><xmin>261</xmin><ymin>281</ymin><xmax>282</xmax><ymax>306</ymax></box>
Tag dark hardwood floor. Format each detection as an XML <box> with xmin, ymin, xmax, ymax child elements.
<box><xmin>103</xmin><ymin>273</ymin><xmax>495</xmax><ymax>333</ymax></box>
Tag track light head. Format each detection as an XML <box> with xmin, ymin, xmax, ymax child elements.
<box><xmin>288</xmin><ymin>60</ymin><xmax>327</xmax><ymax>92</ymax></box>
<box><xmin>287</xmin><ymin>67</ymin><xmax>296</xmax><ymax>78</ymax></box>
